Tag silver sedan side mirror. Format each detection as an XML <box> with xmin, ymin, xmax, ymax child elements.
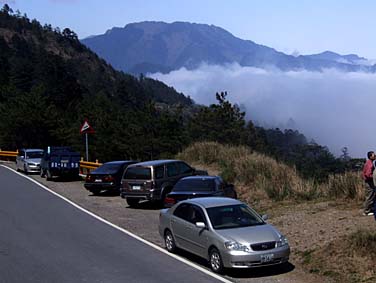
<box><xmin>196</xmin><ymin>222</ymin><xmax>206</xmax><ymax>229</ymax></box>
<box><xmin>262</xmin><ymin>214</ymin><xmax>269</xmax><ymax>221</ymax></box>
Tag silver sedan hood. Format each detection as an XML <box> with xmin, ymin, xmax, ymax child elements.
<box><xmin>215</xmin><ymin>224</ymin><xmax>281</xmax><ymax>244</ymax></box>
<box><xmin>26</xmin><ymin>158</ymin><xmax>42</xmax><ymax>165</ymax></box>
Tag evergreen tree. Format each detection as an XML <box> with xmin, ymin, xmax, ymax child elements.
<box><xmin>188</xmin><ymin>91</ymin><xmax>246</xmax><ymax>145</ymax></box>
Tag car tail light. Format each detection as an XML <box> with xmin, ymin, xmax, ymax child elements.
<box><xmin>164</xmin><ymin>197</ymin><xmax>176</xmax><ymax>206</ymax></box>
<box><xmin>143</xmin><ymin>181</ymin><xmax>154</xmax><ymax>191</ymax></box>
<box><xmin>104</xmin><ymin>175</ymin><xmax>115</xmax><ymax>182</ymax></box>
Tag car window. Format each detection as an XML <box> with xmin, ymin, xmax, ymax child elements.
<box><xmin>206</xmin><ymin>204</ymin><xmax>264</xmax><ymax>230</ymax></box>
<box><xmin>166</xmin><ymin>163</ymin><xmax>178</xmax><ymax>177</ymax></box>
<box><xmin>173</xmin><ymin>203</ymin><xmax>191</xmax><ymax>222</ymax></box>
<box><xmin>173</xmin><ymin>178</ymin><xmax>215</xmax><ymax>192</ymax></box>
<box><xmin>173</xmin><ymin>203</ymin><xmax>206</xmax><ymax>225</ymax></box>
<box><xmin>178</xmin><ymin>162</ymin><xmax>193</xmax><ymax>174</ymax></box>
<box><xmin>154</xmin><ymin>166</ymin><xmax>164</xmax><ymax>179</ymax></box>
<box><xmin>124</xmin><ymin>167</ymin><xmax>151</xmax><ymax>180</ymax></box>
<box><xmin>191</xmin><ymin>205</ymin><xmax>206</xmax><ymax>224</ymax></box>
<box><xmin>26</xmin><ymin>151</ymin><xmax>43</xmax><ymax>159</ymax></box>
<box><xmin>93</xmin><ymin>163</ymin><xmax>122</xmax><ymax>174</ymax></box>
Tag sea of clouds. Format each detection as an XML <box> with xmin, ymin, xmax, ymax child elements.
<box><xmin>150</xmin><ymin>63</ymin><xmax>376</xmax><ymax>157</ymax></box>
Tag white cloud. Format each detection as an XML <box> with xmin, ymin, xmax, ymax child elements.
<box><xmin>150</xmin><ymin>63</ymin><xmax>376</xmax><ymax>157</ymax></box>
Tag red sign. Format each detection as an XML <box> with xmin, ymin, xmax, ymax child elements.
<box><xmin>80</xmin><ymin>119</ymin><xmax>95</xmax><ymax>134</ymax></box>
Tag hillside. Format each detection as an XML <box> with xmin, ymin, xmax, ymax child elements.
<box><xmin>82</xmin><ymin>21</ymin><xmax>373</xmax><ymax>74</ymax></box>
<box><xmin>0</xmin><ymin>12</ymin><xmax>192</xmax><ymax>106</ymax></box>
<box><xmin>177</xmin><ymin>142</ymin><xmax>375</xmax><ymax>283</ymax></box>
<box><xmin>0</xmin><ymin>5</ymin><xmax>359</xmax><ymax>182</ymax></box>
<box><xmin>0</xmin><ymin>6</ymin><xmax>194</xmax><ymax>160</ymax></box>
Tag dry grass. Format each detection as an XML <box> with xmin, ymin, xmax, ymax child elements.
<box><xmin>178</xmin><ymin>142</ymin><xmax>364</xmax><ymax>202</ymax></box>
<box><xmin>179</xmin><ymin>142</ymin><xmax>371</xmax><ymax>282</ymax></box>
<box><xmin>301</xmin><ymin>229</ymin><xmax>376</xmax><ymax>282</ymax></box>
<box><xmin>324</xmin><ymin>172</ymin><xmax>364</xmax><ymax>201</ymax></box>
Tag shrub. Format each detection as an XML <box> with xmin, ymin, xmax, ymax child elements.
<box><xmin>349</xmin><ymin>229</ymin><xmax>376</xmax><ymax>254</ymax></box>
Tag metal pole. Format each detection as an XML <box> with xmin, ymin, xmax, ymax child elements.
<box><xmin>85</xmin><ymin>132</ymin><xmax>89</xmax><ymax>161</ymax></box>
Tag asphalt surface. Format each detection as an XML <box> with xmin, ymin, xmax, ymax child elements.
<box><xmin>0</xmin><ymin>166</ymin><xmax>226</xmax><ymax>283</ymax></box>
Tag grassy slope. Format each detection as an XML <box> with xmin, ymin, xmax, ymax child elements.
<box><xmin>178</xmin><ymin>142</ymin><xmax>374</xmax><ymax>283</ymax></box>
<box><xmin>178</xmin><ymin>142</ymin><xmax>364</xmax><ymax>202</ymax></box>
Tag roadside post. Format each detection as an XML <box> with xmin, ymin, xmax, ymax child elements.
<box><xmin>80</xmin><ymin>119</ymin><xmax>95</xmax><ymax>161</ymax></box>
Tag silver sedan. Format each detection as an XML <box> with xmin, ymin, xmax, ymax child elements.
<box><xmin>159</xmin><ymin>197</ymin><xmax>290</xmax><ymax>274</ymax></box>
<box><xmin>16</xmin><ymin>148</ymin><xmax>44</xmax><ymax>174</ymax></box>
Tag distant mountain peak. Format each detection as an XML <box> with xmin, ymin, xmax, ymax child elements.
<box><xmin>82</xmin><ymin>21</ymin><xmax>373</xmax><ymax>75</ymax></box>
<box><xmin>306</xmin><ymin>50</ymin><xmax>370</xmax><ymax>66</ymax></box>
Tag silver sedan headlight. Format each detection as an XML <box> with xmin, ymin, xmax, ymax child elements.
<box><xmin>225</xmin><ymin>241</ymin><xmax>250</xmax><ymax>252</ymax></box>
<box><xmin>276</xmin><ymin>235</ymin><xmax>289</xmax><ymax>247</ymax></box>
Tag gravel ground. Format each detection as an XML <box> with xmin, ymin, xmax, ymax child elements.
<box><xmin>3</xmin><ymin>161</ymin><xmax>372</xmax><ymax>283</ymax></box>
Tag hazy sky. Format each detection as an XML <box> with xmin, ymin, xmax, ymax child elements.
<box><xmin>2</xmin><ymin>0</ymin><xmax>376</xmax><ymax>58</ymax></box>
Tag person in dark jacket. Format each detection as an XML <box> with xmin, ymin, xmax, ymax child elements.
<box><xmin>362</xmin><ymin>151</ymin><xmax>375</xmax><ymax>216</ymax></box>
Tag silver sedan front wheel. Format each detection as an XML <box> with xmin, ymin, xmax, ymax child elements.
<box><xmin>24</xmin><ymin>165</ymin><xmax>28</xmax><ymax>175</ymax></box>
<box><xmin>164</xmin><ymin>230</ymin><xmax>177</xmax><ymax>253</ymax></box>
<box><xmin>209</xmin><ymin>248</ymin><xmax>224</xmax><ymax>274</ymax></box>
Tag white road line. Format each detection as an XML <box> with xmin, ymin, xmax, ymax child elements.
<box><xmin>0</xmin><ymin>165</ymin><xmax>233</xmax><ymax>283</ymax></box>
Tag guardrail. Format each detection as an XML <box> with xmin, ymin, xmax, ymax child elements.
<box><xmin>0</xmin><ymin>149</ymin><xmax>18</xmax><ymax>160</ymax></box>
<box><xmin>79</xmin><ymin>158</ymin><xmax>102</xmax><ymax>176</ymax></box>
<box><xmin>0</xmin><ymin>149</ymin><xmax>101</xmax><ymax>175</ymax></box>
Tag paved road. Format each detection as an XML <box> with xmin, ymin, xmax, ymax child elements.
<box><xmin>0</xmin><ymin>166</ymin><xmax>227</xmax><ymax>283</ymax></box>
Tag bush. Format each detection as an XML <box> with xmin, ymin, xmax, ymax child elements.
<box><xmin>349</xmin><ymin>229</ymin><xmax>376</xmax><ymax>254</ymax></box>
<box><xmin>218</xmin><ymin>159</ymin><xmax>236</xmax><ymax>183</ymax></box>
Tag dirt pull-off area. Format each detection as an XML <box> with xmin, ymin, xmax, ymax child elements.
<box><xmin>263</xmin><ymin>200</ymin><xmax>376</xmax><ymax>282</ymax></box>
<box><xmin>2</xmin><ymin>162</ymin><xmax>375</xmax><ymax>283</ymax></box>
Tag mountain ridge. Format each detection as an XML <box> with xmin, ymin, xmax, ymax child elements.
<box><xmin>82</xmin><ymin>21</ymin><xmax>375</xmax><ymax>74</ymax></box>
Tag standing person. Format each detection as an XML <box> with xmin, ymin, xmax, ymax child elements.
<box><xmin>362</xmin><ymin>151</ymin><xmax>375</xmax><ymax>215</ymax></box>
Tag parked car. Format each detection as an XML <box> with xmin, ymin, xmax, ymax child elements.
<box><xmin>40</xmin><ymin>146</ymin><xmax>80</xmax><ymax>180</ymax></box>
<box><xmin>120</xmin><ymin>159</ymin><xmax>207</xmax><ymax>207</ymax></box>
<box><xmin>164</xmin><ymin>176</ymin><xmax>237</xmax><ymax>207</ymax></box>
<box><xmin>16</xmin><ymin>148</ymin><xmax>44</xmax><ymax>174</ymax></box>
<box><xmin>84</xmin><ymin>160</ymin><xmax>137</xmax><ymax>195</ymax></box>
<box><xmin>159</xmin><ymin>197</ymin><xmax>290</xmax><ymax>274</ymax></box>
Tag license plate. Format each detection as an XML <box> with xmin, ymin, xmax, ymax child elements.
<box><xmin>95</xmin><ymin>179</ymin><xmax>102</xmax><ymax>183</ymax></box>
<box><xmin>132</xmin><ymin>185</ymin><xmax>141</xmax><ymax>190</ymax></box>
<box><xmin>260</xmin><ymin>253</ymin><xmax>274</xmax><ymax>263</ymax></box>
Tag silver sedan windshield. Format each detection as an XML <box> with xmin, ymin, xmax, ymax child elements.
<box><xmin>26</xmin><ymin>151</ymin><xmax>43</xmax><ymax>159</ymax></box>
<box><xmin>206</xmin><ymin>204</ymin><xmax>265</xmax><ymax>230</ymax></box>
